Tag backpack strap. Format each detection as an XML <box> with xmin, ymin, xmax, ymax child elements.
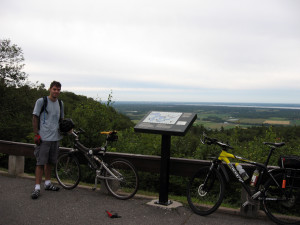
<box><xmin>39</xmin><ymin>96</ymin><xmax>48</xmax><ymax>126</ymax></box>
<box><xmin>58</xmin><ymin>99</ymin><xmax>63</xmax><ymax>121</ymax></box>
<box><xmin>39</xmin><ymin>96</ymin><xmax>48</xmax><ymax>115</ymax></box>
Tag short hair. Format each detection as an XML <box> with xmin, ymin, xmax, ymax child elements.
<box><xmin>50</xmin><ymin>81</ymin><xmax>61</xmax><ymax>89</ymax></box>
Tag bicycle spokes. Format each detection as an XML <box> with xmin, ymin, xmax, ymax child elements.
<box><xmin>187</xmin><ymin>167</ymin><xmax>225</xmax><ymax>216</ymax></box>
<box><xmin>263</xmin><ymin>172</ymin><xmax>300</xmax><ymax>225</ymax></box>
<box><xmin>104</xmin><ymin>159</ymin><xmax>139</xmax><ymax>200</ymax></box>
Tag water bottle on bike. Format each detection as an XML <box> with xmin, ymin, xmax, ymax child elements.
<box><xmin>235</xmin><ymin>163</ymin><xmax>249</xmax><ymax>181</ymax></box>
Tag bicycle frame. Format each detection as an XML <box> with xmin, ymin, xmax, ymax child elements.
<box><xmin>210</xmin><ymin>146</ymin><xmax>286</xmax><ymax>201</ymax></box>
<box><xmin>55</xmin><ymin>128</ymin><xmax>139</xmax><ymax>200</ymax></box>
<box><xmin>70</xmin><ymin>130</ymin><xmax>122</xmax><ymax>188</ymax></box>
<box><xmin>93</xmin><ymin>155</ymin><xmax>121</xmax><ymax>180</ymax></box>
<box><xmin>188</xmin><ymin>134</ymin><xmax>300</xmax><ymax>224</ymax></box>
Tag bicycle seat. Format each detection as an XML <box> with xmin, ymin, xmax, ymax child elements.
<box><xmin>263</xmin><ymin>142</ymin><xmax>285</xmax><ymax>148</ymax></box>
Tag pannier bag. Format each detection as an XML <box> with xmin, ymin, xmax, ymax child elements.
<box><xmin>278</xmin><ymin>155</ymin><xmax>300</xmax><ymax>169</ymax></box>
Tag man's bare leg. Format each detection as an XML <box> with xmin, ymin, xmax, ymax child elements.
<box><xmin>35</xmin><ymin>165</ymin><xmax>44</xmax><ymax>185</ymax></box>
<box><xmin>44</xmin><ymin>164</ymin><xmax>51</xmax><ymax>181</ymax></box>
<box><xmin>32</xmin><ymin>165</ymin><xmax>43</xmax><ymax>199</ymax></box>
<box><xmin>44</xmin><ymin>163</ymin><xmax>59</xmax><ymax>191</ymax></box>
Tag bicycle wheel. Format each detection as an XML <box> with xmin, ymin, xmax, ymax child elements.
<box><xmin>187</xmin><ymin>166</ymin><xmax>225</xmax><ymax>216</ymax></box>
<box><xmin>104</xmin><ymin>159</ymin><xmax>139</xmax><ymax>200</ymax></box>
<box><xmin>263</xmin><ymin>172</ymin><xmax>300</xmax><ymax>225</ymax></box>
<box><xmin>55</xmin><ymin>153</ymin><xmax>81</xmax><ymax>190</ymax></box>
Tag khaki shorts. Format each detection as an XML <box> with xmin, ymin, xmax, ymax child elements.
<box><xmin>34</xmin><ymin>141</ymin><xmax>60</xmax><ymax>165</ymax></box>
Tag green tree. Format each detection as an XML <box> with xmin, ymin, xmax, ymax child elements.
<box><xmin>67</xmin><ymin>98</ymin><xmax>134</xmax><ymax>148</ymax></box>
<box><xmin>0</xmin><ymin>39</ymin><xmax>27</xmax><ymax>87</ymax></box>
<box><xmin>0</xmin><ymin>83</ymin><xmax>48</xmax><ymax>142</ymax></box>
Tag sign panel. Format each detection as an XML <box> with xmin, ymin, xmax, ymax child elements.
<box><xmin>134</xmin><ymin>111</ymin><xmax>197</xmax><ymax>136</ymax></box>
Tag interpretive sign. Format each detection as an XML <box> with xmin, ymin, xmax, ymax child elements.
<box><xmin>134</xmin><ymin>111</ymin><xmax>197</xmax><ymax>136</ymax></box>
<box><xmin>143</xmin><ymin>111</ymin><xmax>182</xmax><ymax>124</ymax></box>
<box><xmin>134</xmin><ymin>111</ymin><xmax>197</xmax><ymax>206</ymax></box>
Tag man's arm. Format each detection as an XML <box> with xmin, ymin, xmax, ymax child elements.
<box><xmin>32</xmin><ymin>115</ymin><xmax>39</xmax><ymax>134</ymax></box>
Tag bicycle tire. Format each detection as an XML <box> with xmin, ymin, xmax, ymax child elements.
<box><xmin>55</xmin><ymin>153</ymin><xmax>81</xmax><ymax>190</ymax></box>
<box><xmin>187</xmin><ymin>166</ymin><xmax>225</xmax><ymax>216</ymax></box>
<box><xmin>263</xmin><ymin>172</ymin><xmax>300</xmax><ymax>225</ymax></box>
<box><xmin>104</xmin><ymin>158</ymin><xmax>139</xmax><ymax>200</ymax></box>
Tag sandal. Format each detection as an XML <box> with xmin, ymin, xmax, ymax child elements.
<box><xmin>44</xmin><ymin>184</ymin><xmax>60</xmax><ymax>191</ymax></box>
<box><xmin>31</xmin><ymin>189</ymin><xmax>40</xmax><ymax>199</ymax></box>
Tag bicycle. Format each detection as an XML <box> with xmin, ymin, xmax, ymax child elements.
<box><xmin>186</xmin><ymin>133</ymin><xmax>300</xmax><ymax>225</ymax></box>
<box><xmin>55</xmin><ymin>128</ymin><xmax>139</xmax><ymax>200</ymax></box>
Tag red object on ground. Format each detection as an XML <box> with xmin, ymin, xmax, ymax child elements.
<box><xmin>105</xmin><ymin>210</ymin><xmax>121</xmax><ymax>219</ymax></box>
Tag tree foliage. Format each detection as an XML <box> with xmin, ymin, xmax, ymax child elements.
<box><xmin>0</xmin><ymin>39</ymin><xmax>27</xmax><ymax>87</ymax></box>
<box><xmin>65</xmin><ymin>98</ymin><xmax>134</xmax><ymax>147</ymax></box>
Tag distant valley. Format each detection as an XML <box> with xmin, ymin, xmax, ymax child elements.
<box><xmin>113</xmin><ymin>101</ymin><xmax>300</xmax><ymax>129</ymax></box>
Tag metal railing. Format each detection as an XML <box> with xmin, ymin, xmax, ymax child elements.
<box><xmin>0</xmin><ymin>140</ymin><xmax>214</xmax><ymax>177</ymax></box>
<box><xmin>0</xmin><ymin>139</ymin><xmax>263</xmax><ymax>178</ymax></box>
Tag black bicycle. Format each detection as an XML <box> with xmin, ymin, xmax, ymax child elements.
<box><xmin>55</xmin><ymin>129</ymin><xmax>139</xmax><ymax>200</ymax></box>
<box><xmin>187</xmin><ymin>133</ymin><xmax>300</xmax><ymax>225</ymax></box>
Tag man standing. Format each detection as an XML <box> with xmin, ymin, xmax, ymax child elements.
<box><xmin>31</xmin><ymin>81</ymin><xmax>64</xmax><ymax>199</ymax></box>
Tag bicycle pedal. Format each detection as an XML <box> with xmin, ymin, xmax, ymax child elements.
<box><xmin>251</xmin><ymin>191</ymin><xmax>261</xmax><ymax>200</ymax></box>
<box><xmin>242</xmin><ymin>201</ymin><xmax>251</xmax><ymax>208</ymax></box>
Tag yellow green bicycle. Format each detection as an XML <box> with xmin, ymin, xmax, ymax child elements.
<box><xmin>187</xmin><ymin>133</ymin><xmax>300</xmax><ymax>225</ymax></box>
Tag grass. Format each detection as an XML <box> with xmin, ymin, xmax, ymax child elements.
<box><xmin>292</xmin><ymin>120</ymin><xmax>300</xmax><ymax>125</ymax></box>
<box><xmin>0</xmin><ymin>167</ymin><xmax>8</xmax><ymax>172</ymax></box>
<box><xmin>264</xmin><ymin>120</ymin><xmax>290</xmax><ymax>125</ymax></box>
<box><xmin>239</xmin><ymin>118</ymin><xmax>265</xmax><ymax>124</ymax></box>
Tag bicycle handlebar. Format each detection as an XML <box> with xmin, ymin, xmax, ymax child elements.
<box><xmin>201</xmin><ymin>133</ymin><xmax>234</xmax><ymax>150</ymax></box>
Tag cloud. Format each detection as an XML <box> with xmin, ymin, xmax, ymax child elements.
<box><xmin>1</xmin><ymin>0</ymin><xmax>300</xmax><ymax>102</ymax></box>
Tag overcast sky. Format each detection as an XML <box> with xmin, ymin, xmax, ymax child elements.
<box><xmin>1</xmin><ymin>0</ymin><xmax>300</xmax><ymax>103</ymax></box>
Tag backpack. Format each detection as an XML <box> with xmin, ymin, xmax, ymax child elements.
<box><xmin>39</xmin><ymin>96</ymin><xmax>63</xmax><ymax>127</ymax></box>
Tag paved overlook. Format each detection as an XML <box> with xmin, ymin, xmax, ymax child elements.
<box><xmin>0</xmin><ymin>173</ymin><xmax>275</xmax><ymax>225</ymax></box>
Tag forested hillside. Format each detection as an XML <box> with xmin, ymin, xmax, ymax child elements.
<box><xmin>0</xmin><ymin>82</ymin><xmax>133</xmax><ymax>146</ymax></box>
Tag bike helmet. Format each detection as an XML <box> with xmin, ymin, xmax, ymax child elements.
<box><xmin>59</xmin><ymin>118</ymin><xmax>75</xmax><ymax>133</ymax></box>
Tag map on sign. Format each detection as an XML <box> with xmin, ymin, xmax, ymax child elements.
<box><xmin>143</xmin><ymin>111</ymin><xmax>182</xmax><ymax>125</ymax></box>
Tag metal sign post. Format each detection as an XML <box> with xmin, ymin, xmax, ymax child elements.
<box><xmin>158</xmin><ymin>134</ymin><xmax>171</xmax><ymax>205</ymax></box>
<box><xmin>134</xmin><ymin>111</ymin><xmax>197</xmax><ymax>206</ymax></box>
